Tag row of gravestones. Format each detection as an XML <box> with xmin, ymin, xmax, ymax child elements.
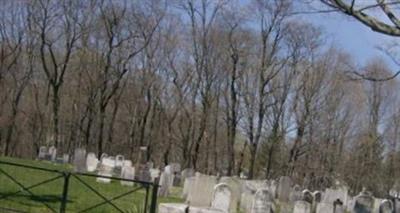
<box><xmin>72</xmin><ymin>148</ymin><xmax>186</xmax><ymax>187</ymax></box>
<box><xmin>167</xmin><ymin>174</ymin><xmax>398</xmax><ymax>213</ymax></box>
<box><xmin>38</xmin><ymin>146</ymin><xmax>69</xmax><ymax>163</ymax></box>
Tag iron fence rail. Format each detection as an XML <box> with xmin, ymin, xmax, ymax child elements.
<box><xmin>0</xmin><ymin>160</ymin><xmax>159</xmax><ymax>213</ymax></box>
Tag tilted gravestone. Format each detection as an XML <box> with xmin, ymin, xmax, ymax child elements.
<box><xmin>293</xmin><ymin>200</ymin><xmax>312</xmax><ymax>213</ymax></box>
<box><xmin>278</xmin><ymin>176</ymin><xmax>292</xmax><ymax>202</ymax></box>
<box><xmin>250</xmin><ymin>188</ymin><xmax>275</xmax><ymax>213</ymax></box>
<box><xmin>73</xmin><ymin>148</ymin><xmax>86</xmax><ymax>172</ymax></box>
<box><xmin>135</xmin><ymin>147</ymin><xmax>151</xmax><ymax>182</ymax></box>
<box><xmin>353</xmin><ymin>190</ymin><xmax>374</xmax><ymax>213</ymax></box>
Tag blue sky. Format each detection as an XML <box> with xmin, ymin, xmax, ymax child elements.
<box><xmin>298</xmin><ymin>6</ymin><xmax>398</xmax><ymax>71</ymax></box>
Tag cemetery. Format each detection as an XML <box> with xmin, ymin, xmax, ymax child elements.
<box><xmin>4</xmin><ymin>0</ymin><xmax>400</xmax><ymax>213</ymax></box>
<box><xmin>1</xmin><ymin>146</ymin><xmax>400</xmax><ymax>212</ymax></box>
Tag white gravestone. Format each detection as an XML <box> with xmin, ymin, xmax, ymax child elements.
<box><xmin>316</xmin><ymin>202</ymin><xmax>334</xmax><ymax>213</ymax></box>
<box><xmin>115</xmin><ymin>155</ymin><xmax>124</xmax><ymax>168</ymax></box>
<box><xmin>219</xmin><ymin>176</ymin><xmax>241</xmax><ymax>213</ymax></box>
<box><xmin>62</xmin><ymin>154</ymin><xmax>69</xmax><ymax>164</ymax></box>
<box><xmin>182</xmin><ymin>176</ymin><xmax>195</xmax><ymax>199</ymax></box>
<box><xmin>159</xmin><ymin>171</ymin><xmax>172</xmax><ymax>197</ymax></box>
<box><xmin>120</xmin><ymin>166</ymin><xmax>135</xmax><ymax>186</ymax></box>
<box><xmin>187</xmin><ymin>173</ymin><xmax>218</xmax><ymax>207</ymax></box>
<box><xmin>86</xmin><ymin>152</ymin><xmax>99</xmax><ymax>172</ymax></box>
<box><xmin>210</xmin><ymin>183</ymin><xmax>231</xmax><ymax>212</ymax></box>
<box><xmin>96</xmin><ymin>165</ymin><xmax>113</xmax><ymax>183</ymax></box>
<box><xmin>250</xmin><ymin>188</ymin><xmax>275</xmax><ymax>213</ymax></box>
<box><xmin>48</xmin><ymin>146</ymin><xmax>57</xmax><ymax>161</ymax></box>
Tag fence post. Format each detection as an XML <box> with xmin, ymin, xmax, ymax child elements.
<box><xmin>60</xmin><ymin>172</ymin><xmax>70</xmax><ymax>213</ymax></box>
<box><xmin>149</xmin><ymin>177</ymin><xmax>159</xmax><ymax>213</ymax></box>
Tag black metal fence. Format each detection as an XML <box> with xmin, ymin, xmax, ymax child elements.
<box><xmin>0</xmin><ymin>160</ymin><xmax>159</xmax><ymax>213</ymax></box>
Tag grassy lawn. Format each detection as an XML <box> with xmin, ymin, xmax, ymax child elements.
<box><xmin>0</xmin><ymin>157</ymin><xmax>183</xmax><ymax>213</ymax></box>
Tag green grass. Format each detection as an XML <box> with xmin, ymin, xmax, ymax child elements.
<box><xmin>0</xmin><ymin>157</ymin><xmax>183</xmax><ymax>213</ymax></box>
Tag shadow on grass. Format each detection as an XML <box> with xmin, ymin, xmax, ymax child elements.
<box><xmin>0</xmin><ymin>192</ymin><xmax>75</xmax><ymax>211</ymax></box>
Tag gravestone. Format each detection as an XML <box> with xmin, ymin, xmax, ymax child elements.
<box><xmin>333</xmin><ymin>199</ymin><xmax>345</xmax><ymax>213</ymax></box>
<box><xmin>102</xmin><ymin>156</ymin><xmax>116</xmax><ymax>169</ymax></box>
<box><xmin>373</xmin><ymin>198</ymin><xmax>383</xmax><ymax>213</ymax></box>
<box><xmin>353</xmin><ymin>190</ymin><xmax>374</xmax><ymax>213</ymax></box>
<box><xmin>293</xmin><ymin>200</ymin><xmax>311</xmax><ymax>213</ymax></box>
<box><xmin>240</xmin><ymin>180</ymin><xmax>268</xmax><ymax>212</ymax></box>
<box><xmin>73</xmin><ymin>148</ymin><xmax>86</xmax><ymax>172</ymax></box>
<box><xmin>290</xmin><ymin>185</ymin><xmax>303</xmax><ymax>202</ymax></box>
<box><xmin>86</xmin><ymin>152</ymin><xmax>98</xmax><ymax>172</ymax></box>
<box><xmin>323</xmin><ymin>187</ymin><xmax>349</xmax><ymax>206</ymax></box>
<box><xmin>135</xmin><ymin>147</ymin><xmax>151</xmax><ymax>182</ymax></box>
<box><xmin>379</xmin><ymin>199</ymin><xmax>393</xmax><ymax>213</ymax></box>
<box><xmin>219</xmin><ymin>176</ymin><xmax>241</xmax><ymax>213</ymax></box>
<box><xmin>96</xmin><ymin>165</ymin><xmax>113</xmax><ymax>183</ymax></box>
<box><xmin>150</xmin><ymin>168</ymin><xmax>160</xmax><ymax>182</ymax></box>
<box><xmin>187</xmin><ymin>172</ymin><xmax>217</xmax><ymax>207</ymax></box>
<box><xmin>115</xmin><ymin>155</ymin><xmax>124</xmax><ymax>168</ymax></box>
<box><xmin>303</xmin><ymin>189</ymin><xmax>313</xmax><ymax>204</ymax></box>
<box><xmin>211</xmin><ymin>183</ymin><xmax>231</xmax><ymax>212</ymax></box>
<box><xmin>159</xmin><ymin>171</ymin><xmax>172</xmax><ymax>197</ymax></box>
<box><xmin>123</xmin><ymin>160</ymin><xmax>132</xmax><ymax>167</ymax></box>
<box><xmin>48</xmin><ymin>146</ymin><xmax>57</xmax><ymax>161</ymax></box>
<box><xmin>181</xmin><ymin>168</ymin><xmax>195</xmax><ymax>181</ymax></box>
<box><xmin>313</xmin><ymin>191</ymin><xmax>322</xmax><ymax>203</ymax></box>
<box><xmin>316</xmin><ymin>202</ymin><xmax>334</xmax><ymax>213</ymax></box>
<box><xmin>182</xmin><ymin>176</ymin><xmax>195</xmax><ymax>199</ymax></box>
<box><xmin>62</xmin><ymin>154</ymin><xmax>69</xmax><ymax>164</ymax></box>
<box><xmin>38</xmin><ymin>146</ymin><xmax>47</xmax><ymax>160</ymax></box>
<box><xmin>269</xmin><ymin>180</ymin><xmax>278</xmax><ymax>198</ymax></box>
<box><xmin>120</xmin><ymin>166</ymin><xmax>135</xmax><ymax>186</ymax></box>
<box><xmin>278</xmin><ymin>176</ymin><xmax>292</xmax><ymax>202</ymax></box>
<box><xmin>250</xmin><ymin>189</ymin><xmax>275</xmax><ymax>213</ymax></box>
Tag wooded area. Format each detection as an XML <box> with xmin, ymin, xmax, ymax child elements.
<box><xmin>1</xmin><ymin>0</ymin><xmax>400</xmax><ymax>195</ymax></box>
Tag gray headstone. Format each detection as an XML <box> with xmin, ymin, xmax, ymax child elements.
<box><xmin>278</xmin><ymin>176</ymin><xmax>292</xmax><ymax>202</ymax></box>
<box><xmin>323</xmin><ymin>187</ymin><xmax>349</xmax><ymax>206</ymax></box>
<box><xmin>96</xmin><ymin>165</ymin><xmax>113</xmax><ymax>183</ymax></box>
<box><xmin>250</xmin><ymin>189</ymin><xmax>275</xmax><ymax>213</ymax></box>
<box><xmin>73</xmin><ymin>148</ymin><xmax>86</xmax><ymax>172</ymax></box>
<box><xmin>313</xmin><ymin>191</ymin><xmax>322</xmax><ymax>203</ymax></box>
